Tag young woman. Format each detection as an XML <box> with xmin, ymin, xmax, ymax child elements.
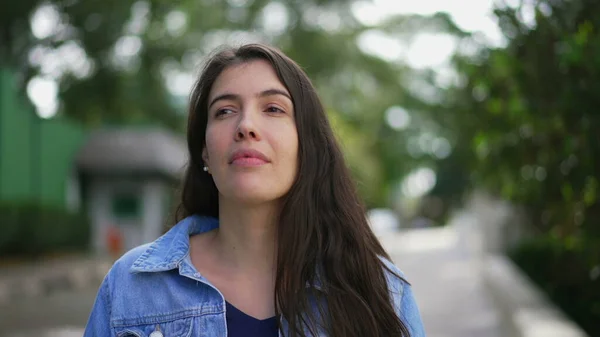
<box><xmin>84</xmin><ymin>43</ymin><xmax>425</xmax><ymax>337</ymax></box>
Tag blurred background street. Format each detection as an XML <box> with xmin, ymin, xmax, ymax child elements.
<box><xmin>1</xmin><ymin>0</ymin><xmax>599</xmax><ymax>336</ymax></box>
<box><xmin>0</xmin><ymin>213</ymin><xmax>509</xmax><ymax>337</ymax></box>
<box><xmin>0</xmin><ymin>287</ymin><xmax>96</xmax><ymax>337</ymax></box>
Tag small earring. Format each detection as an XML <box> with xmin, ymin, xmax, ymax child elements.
<box><xmin>203</xmin><ymin>166</ymin><xmax>209</xmax><ymax>172</ymax></box>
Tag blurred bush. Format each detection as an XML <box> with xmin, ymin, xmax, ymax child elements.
<box><xmin>510</xmin><ymin>234</ymin><xmax>600</xmax><ymax>336</ymax></box>
<box><xmin>0</xmin><ymin>202</ymin><xmax>90</xmax><ymax>257</ymax></box>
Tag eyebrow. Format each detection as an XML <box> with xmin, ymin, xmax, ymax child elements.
<box><xmin>208</xmin><ymin>88</ymin><xmax>293</xmax><ymax>109</ymax></box>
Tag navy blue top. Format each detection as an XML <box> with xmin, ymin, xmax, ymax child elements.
<box><xmin>225</xmin><ymin>302</ymin><xmax>278</xmax><ymax>337</ymax></box>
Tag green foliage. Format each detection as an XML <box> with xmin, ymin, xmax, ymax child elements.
<box><xmin>0</xmin><ymin>202</ymin><xmax>90</xmax><ymax>257</ymax></box>
<box><xmin>434</xmin><ymin>1</ymin><xmax>600</xmax><ymax>333</ymax></box>
<box><xmin>443</xmin><ymin>0</ymin><xmax>600</xmax><ymax>245</ymax></box>
<box><xmin>379</xmin><ymin>12</ymin><xmax>470</xmax><ymax>38</ymax></box>
<box><xmin>510</xmin><ymin>235</ymin><xmax>600</xmax><ymax>336</ymax></box>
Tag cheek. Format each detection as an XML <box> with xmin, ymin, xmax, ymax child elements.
<box><xmin>204</xmin><ymin>128</ymin><xmax>225</xmax><ymax>162</ymax></box>
<box><xmin>203</xmin><ymin>130</ymin><xmax>214</xmax><ymax>158</ymax></box>
<box><xmin>278</xmin><ymin>129</ymin><xmax>299</xmax><ymax>167</ymax></box>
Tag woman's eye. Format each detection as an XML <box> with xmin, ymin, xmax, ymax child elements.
<box><xmin>266</xmin><ymin>106</ymin><xmax>285</xmax><ymax>114</ymax></box>
<box><xmin>215</xmin><ymin>108</ymin><xmax>234</xmax><ymax>117</ymax></box>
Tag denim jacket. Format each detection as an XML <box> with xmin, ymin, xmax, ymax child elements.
<box><xmin>84</xmin><ymin>215</ymin><xmax>426</xmax><ymax>337</ymax></box>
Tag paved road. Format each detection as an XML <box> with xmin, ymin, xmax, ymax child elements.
<box><xmin>0</xmin><ymin>285</ymin><xmax>98</xmax><ymax>337</ymax></box>
<box><xmin>2</xmin><ymin>224</ymin><xmax>508</xmax><ymax>337</ymax></box>
<box><xmin>380</xmin><ymin>224</ymin><xmax>509</xmax><ymax>337</ymax></box>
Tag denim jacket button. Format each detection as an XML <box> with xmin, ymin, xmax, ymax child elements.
<box><xmin>150</xmin><ymin>325</ymin><xmax>163</xmax><ymax>337</ymax></box>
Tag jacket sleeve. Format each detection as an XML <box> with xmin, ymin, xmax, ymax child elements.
<box><xmin>84</xmin><ymin>276</ymin><xmax>114</xmax><ymax>337</ymax></box>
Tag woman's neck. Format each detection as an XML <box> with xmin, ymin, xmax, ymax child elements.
<box><xmin>212</xmin><ymin>199</ymin><xmax>279</xmax><ymax>273</ymax></box>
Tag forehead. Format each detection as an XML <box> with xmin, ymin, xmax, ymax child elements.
<box><xmin>209</xmin><ymin>59</ymin><xmax>289</xmax><ymax>99</ymax></box>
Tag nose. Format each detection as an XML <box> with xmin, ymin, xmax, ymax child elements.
<box><xmin>234</xmin><ymin>111</ymin><xmax>261</xmax><ymax>141</ymax></box>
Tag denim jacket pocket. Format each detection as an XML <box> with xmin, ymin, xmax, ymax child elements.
<box><xmin>114</xmin><ymin>316</ymin><xmax>194</xmax><ymax>337</ymax></box>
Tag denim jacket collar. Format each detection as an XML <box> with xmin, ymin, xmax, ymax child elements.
<box><xmin>130</xmin><ymin>215</ymin><xmax>218</xmax><ymax>273</ymax></box>
<box><xmin>129</xmin><ymin>215</ymin><xmax>325</xmax><ymax>292</ymax></box>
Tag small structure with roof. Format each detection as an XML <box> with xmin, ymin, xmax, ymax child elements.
<box><xmin>76</xmin><ymin>127</ymin><xmax>187</xmax><ymax>255</ymax></box>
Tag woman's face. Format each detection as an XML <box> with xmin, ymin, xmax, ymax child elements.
<box><xmin>203</xmin><ymin>59</ymin><xmax>299</xmax><ymax>205</ymax></box>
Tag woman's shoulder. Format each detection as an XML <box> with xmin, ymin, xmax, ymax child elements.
<box><xmin>108</xmin><ymin>243</ymin><xmax>154</xmax><ymax>276</ymax></box>
<box><xmin>104</xmin><ymin>217</ymin><xmax>201</xmax><ymax>282</ymax></box>
<box><xmin>378</xmin><ymin>256</ymin><xmax>409</xmax><ymax>294</ymax></box>
<box><xmin>379</xmin><ymin>256</ymin><xmax>425</xmax><ymax>335</ymax></box>
<box><xmin>96</xmin><ymin>239</ymin><xmax>207</xmax><ymax>321</ymax></box>
<box><xmin>100</xmin><ymin>243</ymin><xmax>156</xmax><ymax>293</ymax></box>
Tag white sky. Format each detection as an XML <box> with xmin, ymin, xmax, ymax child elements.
<box><xmin>28</xmin><ymin>0</ymin><xmax>511</xmax><ymax>118</ymax></box>
<box><xmin>359</xmin><ymin>0</ymin><xmax>504</xmax><ymax>37</ymax></box>
<box><xmin>354</xmin><ymin>0</ymin><xmax>507</xmax><ymax>66</ymax></box>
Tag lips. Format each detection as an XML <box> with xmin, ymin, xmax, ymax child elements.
<box><xmin>229</xmin><ymin>148</ymin><xmax>270</xmax><ymax>166</ymax></box>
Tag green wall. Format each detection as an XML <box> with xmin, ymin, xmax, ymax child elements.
<box><xmin>0</xmin><ymin>70</ymin><xmax>34</xmax><ymax>202</ymax></box>
<box><xmin>0</xmin><ymin>69</ymin><xmax>85</xmax><ymax>208</ymax></box>
<box><xmin>40</xmin><ymin>119</ymin><xmax>85</xmax><ymax>206</ymax></box>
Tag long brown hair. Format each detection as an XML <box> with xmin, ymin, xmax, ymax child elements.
<box><xmin>176</xmin><ymin>43</ymin><xmax>411</xmax><ymax>337</ymax></box>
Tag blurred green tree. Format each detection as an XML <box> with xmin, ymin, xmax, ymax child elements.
<box><xmin>0</xmin><ymin>0</ymin><xmax>459</xmax><ymax>207</ymax></box>
<box><xmin>446</xmin><ymin>0</ymin><xmax>600</xmax><ymax>250</ymax></box>
<box><xmin>436</xmin><ymin>1</ymin><xmax>600</xmax><ymax>333</ymax></box>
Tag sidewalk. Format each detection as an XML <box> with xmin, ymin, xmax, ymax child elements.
<box><xmin>0</xmin><ymin>254</ymin><xmax>112</xmax><ymax>305</ymax></box>
<box><xmin>378</xmin><ymin>223</ymin><xmax>510</xmax><ymax>337</ymax></box>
